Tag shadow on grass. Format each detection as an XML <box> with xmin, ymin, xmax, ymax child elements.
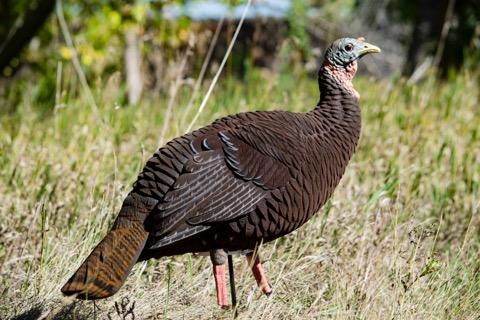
<box><xmin>10</xmin><ymin>307</ymin><xmax>42</xmax><ymax>320</ymax></box>
<box><xmin>11</xmin><ymin>302</ymin><xmax>93</xmax><ymax>320</ymax></box>
<box><xmin>11</xmin><ymin>298</ymin><xmax>137</xmax><ymax>320</ymax></box>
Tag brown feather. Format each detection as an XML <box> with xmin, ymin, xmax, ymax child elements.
<box><xmin>61</xmin><ymin>193</ymin><xmax>156</xmax><ymax>299</ymax></box>
<box><xmin>61</xmin><ymin>224</ymin><xmax>147</xmax><ymax>299</ymax></box>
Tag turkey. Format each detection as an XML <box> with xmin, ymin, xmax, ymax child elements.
<box><xmin>61</xmin><ymin>37</ymin><xmax>380</xmax><ymax>307</ymax></box>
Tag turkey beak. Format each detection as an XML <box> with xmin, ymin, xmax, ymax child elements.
<box><xmin>358</xmin><ymin>42</ymin><xmax>381</xmax><ymax>56</ymax></box>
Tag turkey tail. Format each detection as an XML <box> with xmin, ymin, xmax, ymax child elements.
<box><xmin>61</xmin><ymin>223</ymin><xmax>148</xmax><ymax>299</ymax></box>
<box><xmin>61</xmin><ymin>193</ymin><xmax>154</xmax><ymax>300</ymax></box>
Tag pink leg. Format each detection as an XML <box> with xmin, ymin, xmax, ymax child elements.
<box><xmin>246</xmin><ymin>254</ymin><xmax>272</xmax><ymax>295</ymax></box>
<box><xmin>212</xmin><ymin>264</ymin><xmax>229</xmax><ymax>307</ymax></box>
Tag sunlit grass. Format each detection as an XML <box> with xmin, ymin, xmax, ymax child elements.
<box><xmin>0</xmin><ymin>66</ymin><xmax>479</xmax><ymax>319</ymax></box>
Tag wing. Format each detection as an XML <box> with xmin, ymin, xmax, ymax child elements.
<box><xmin>146</xmin><ymin>118</ymin><xmax>303</xmax><ymax>250</ymax></box>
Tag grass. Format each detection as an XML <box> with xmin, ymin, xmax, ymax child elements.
<box><xmin>0</xmin><ymin>64</ymin><xmax>479</xmax><ymax>319</ymax></box>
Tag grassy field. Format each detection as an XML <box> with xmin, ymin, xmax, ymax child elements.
<box><xmin>1</xmin><ymin>65</ymin><xmax>479</xmax><ymax>319</ymax></box>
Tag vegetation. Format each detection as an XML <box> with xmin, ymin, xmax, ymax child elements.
<box><xmin>1</xmin><ymin>0</ymin><xmax>479</xmax><ymax>319</ymax></box>
<box><xmin>1</xmin><ymin>62</ymin><xmax>479</xmax><ymax>318</ymax></box>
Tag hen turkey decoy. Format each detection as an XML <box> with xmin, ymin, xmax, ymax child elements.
<box><xmin>61</xmin><ymin>37</ymin><xmax>380</xmax><ymax>307</ymax></box>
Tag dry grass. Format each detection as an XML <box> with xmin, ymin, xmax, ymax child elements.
<box><xmin>0</xmin><ymin>66</ymin><xmax>479</xmax><ymax>319</ymax></box>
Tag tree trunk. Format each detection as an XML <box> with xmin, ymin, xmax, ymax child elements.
<box><xmin>124</xmin><ymin>27</ymin><xmax>143</xmax><ymax>105</ymax></box>
<box><xmin>0</xmin><ymin>0</ymin><xmax>56</xmax><ymax>75</ymax></box>
<box><xmin>403</xmin><ymin>0</ymin><xmax>449</xmax><ymax>75</ymax></box>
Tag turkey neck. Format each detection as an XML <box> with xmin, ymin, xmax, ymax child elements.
<box><xmin>305</xmin><ymin>63</ymin><xmax>362</xmax><ymax>201</ymax></box>
<box><xmin>311</xmin><ymin>63</ymin><xmax>362</xmax><ymax>149</ymax></box>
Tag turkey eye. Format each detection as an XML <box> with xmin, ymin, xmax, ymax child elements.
<box><xmin>345</xmin><ymin>43</ymin><xmax>353</xmax><ymax>52</ymax></box>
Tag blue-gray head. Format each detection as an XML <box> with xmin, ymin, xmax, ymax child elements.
<box><xmin>324</xmin><ymin>37</ymin><xmax>381</xmax><ymax>68</ymax></box>
<box><xmin>320</xmin><ymin>37</ymin><xmax>381</xmax><ymax>98</ymax></box>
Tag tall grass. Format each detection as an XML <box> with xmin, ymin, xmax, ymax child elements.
<box><xmin>0</xmin><ymin>65</ymin><xmax>479</xmax><ymax>319</ymax></box>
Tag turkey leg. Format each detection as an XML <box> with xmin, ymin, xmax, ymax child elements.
<box><xmin>210</xmin><ymin>249</ymin><xmax>229</xmax><ymax>307</ymax></box>
<box><xmin>246</xmin><ymin>253</ymin><xmax>272</xmax><ymax>295</ymax></box>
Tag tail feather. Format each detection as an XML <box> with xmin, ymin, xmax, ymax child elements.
<box><xmin>61</xmin><ymin>223</ymin><xmax>148</xmax><ymax>299</ymax></box>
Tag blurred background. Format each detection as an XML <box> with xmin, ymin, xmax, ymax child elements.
<box><xmin>1</xmin><ymin>0</ymin><xmax>479</xmax><ymax>108</ymax></box>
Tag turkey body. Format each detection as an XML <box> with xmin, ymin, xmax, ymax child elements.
<box><xmin>139</xmin><ymin>104</ymin><xmax>360</xmax><ymax>258</ymax></box>
<box><xmin>62</xmin><ymin>66</ymin><xmax>361</xmax><ymax>299</ymax></box>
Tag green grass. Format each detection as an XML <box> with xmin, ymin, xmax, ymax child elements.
<box><xmin>0</xmin><ymin>66</ymin><xmax>479</xmax><ymax>319</ymax></box>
